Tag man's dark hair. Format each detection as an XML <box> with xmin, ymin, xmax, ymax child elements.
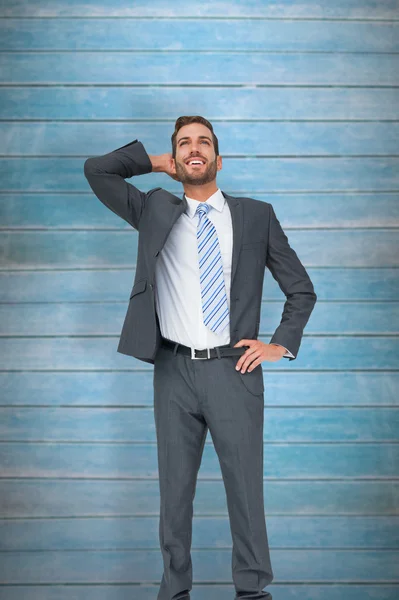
<box><xmin>171</xmin><ymin>116</ymin><xmax>219</xmax><ymax>159</ymax></box>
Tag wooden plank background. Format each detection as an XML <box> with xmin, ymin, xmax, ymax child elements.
<box><xmin>0</xmin><ymin>1</ymin><xmax>398</xmax><ymax>599</ymax></box>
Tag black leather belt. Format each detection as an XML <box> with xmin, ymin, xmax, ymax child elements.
<box><xmin>161</xmin><ymin>337</ymin><xmax>248</xmax><ymax>360</ymax></box>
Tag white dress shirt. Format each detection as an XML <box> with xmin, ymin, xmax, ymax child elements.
<box><xmin>154</xmin><ymin>187</ymin><xmax>294</xmax><ymax>358</ymax></box>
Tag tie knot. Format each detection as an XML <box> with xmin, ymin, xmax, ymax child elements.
<box><xmin>195</xmin><ymin>202</ymin><xmax>210</xmax><ymax>218</ymax></box>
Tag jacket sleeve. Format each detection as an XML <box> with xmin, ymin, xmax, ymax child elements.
<box><xmin>83</xmin><ymin>139</ymin><xmax>154</xmax><ymax>230</ymax></box>
<box><xmin>266</xmin><ymin>203</ymin><xmax>317</xmax><ymax>361</ymax></box>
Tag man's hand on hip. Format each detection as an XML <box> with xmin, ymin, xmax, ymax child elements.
<box><xmin>233</xmin><ymin>339</ymin><xmax>286</xmax><ymax>373</ymax></box>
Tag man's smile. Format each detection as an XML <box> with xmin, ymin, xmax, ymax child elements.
<box><xmin>185</xmin><ymin>157</ymin><xmax>206</xmax><ymax>167</ymax></box>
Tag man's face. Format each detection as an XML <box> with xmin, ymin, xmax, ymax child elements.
<box><xmin>173</xmin><ymin>123</ymin><xmax>222</xmax><ymax>185</ymax></box>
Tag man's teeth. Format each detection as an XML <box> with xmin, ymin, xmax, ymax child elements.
<box><xmin>188</xmin><ymin>160</ymin><xmax>204</xmax><ymax>165</ymax></box>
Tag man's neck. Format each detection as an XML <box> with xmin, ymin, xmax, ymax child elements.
<box><xmin>183</xmin><ymin>183</ymin><xmax>218</xmax><ymax>202</ymax></box>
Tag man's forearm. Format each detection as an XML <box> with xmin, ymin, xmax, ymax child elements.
<box><xmin>83</xmin><ymin>139</ymin><xmax>153</xmax><ymax>230</ymax></box>
<box><xmin>266</xmin><ymin>203</ymin><xmax>317</xmax><ymax>360</ymax></box>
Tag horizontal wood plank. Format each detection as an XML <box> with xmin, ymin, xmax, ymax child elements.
<box><xmin>1</xmin><ymin>407</ymin><xmax>397</xmax><ymax>442</ymax></box>
<box><xmin>1</xmin><ymin>88</ymin><xmax>398</xmax><ymax>120</ymax></box>
<box><xmin>0</xmin><ymin>442</ymin><xmax>397</xmax><ymax>478</ymax></box>
<box><xmin>0</xmin><ymin>584</ymin><xmax>398</xmax><ymax>600</ymax></box>
<box><xmin>1</xmin><ymin>372</ymin><xmax>397</xmax><ymax>407</ymax></box>
<box><xmin>0</xmin><ymin>337</ymin><xmax>397</xmax><ymax>370</ymax></box>
<box><xmin>1</xmin><ymin>19</ymin><xmax>398</xmax><ymax>52</ymax></box>
<box><xmin>3</xmin><ymin>122</ymin><xmax>399</xmax><ymax>156</ymax></box>
<box><xmin>0</xmin><ymin>549</ymin><xmax>397</xmax><ymax>583</ymax></box>
<box><xmin>1</xmin><ymin>230</ymin><xmax>398</xmax><ymax>269</ymax></box>
<box><xmin>1</xmin><ymin>53</ymin><xmax>398</xmax><ymax>85</ymax></box>
<box><xmin>1</xmin><ymin>268</ymin><xmax>397</xmax><ymax>302</ymax></box>
<box><xmin>1</xmin><ymin>194</ymin><xmax>399</xmax><ymax>229</ymax></box>
<box><xmin>2</xmin><ymin>479</ymin><xmax>397</xmax><ymax>517</ymax></box>
<box><xmin>3</xmin><ymin>157</ymin><xmax>399</xmax><ymax>193</ymax></box>
<box><xmin>0</xmin><ymin>301</ymin><xmax>397</xmax><ymax>336</ymax></box>
<box><xmin>1</xmin><ymin>516</ymin><xmax>397</xmax><ymax>550</ymax></box>
<box><xmin>1</xmin><ymin>0</ymin><xmax>398</xmax><ymax>19</ymax></box>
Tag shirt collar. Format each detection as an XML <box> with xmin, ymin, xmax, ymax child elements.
<box><xmin>184</xmin><ymin>188</ymin><xmax>225</xmax><ymax>219</ymax></box>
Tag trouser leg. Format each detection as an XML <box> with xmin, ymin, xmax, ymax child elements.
<box><xmin>197</xmin><ymin>354</ymin><xmax>274</xmax><ymax>600</ymax></box>
<box><xmin>153</xmin><ymin>346</ymin><xmax>208</xmax><ymax>600</ymax></box>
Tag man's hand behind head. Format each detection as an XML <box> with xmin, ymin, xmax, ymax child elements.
<box><xmin>149</xmin><ymin>153</ymin><xmax>181</xmax><ymax>181</ymax></box>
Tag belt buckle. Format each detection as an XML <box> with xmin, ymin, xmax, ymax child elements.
<box><xmin>191</xmin><ymin>347</ymin><xmax>211</xmax><ymax>360</ymax></box>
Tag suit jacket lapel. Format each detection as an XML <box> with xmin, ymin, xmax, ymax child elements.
<box><xmin>222</xmin><ymin>191</ymin><xmax>243</xmax><ymax>286</ymax></box>
<box><xmin>158</xmin><ymin>189</ymin><xmax>243</xmax><ymax>286</ymax></box>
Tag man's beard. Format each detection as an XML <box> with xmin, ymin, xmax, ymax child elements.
<box><xmin>175</xmin><ymin>158</ymin><xmax>218</xmax><ymax>185</ymax></box>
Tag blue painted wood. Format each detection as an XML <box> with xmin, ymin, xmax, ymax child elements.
<box><xmin>0</xmin><ymin>442</ymin><xmax>397</xmax><ymax>478</ymax></box>
<box><xmin>0</xmin><ymin>584</ymin><xmax>398</xmax><ymax>600</ymax></box>
<box><xmin>1</xmin><ymin>230</ymin><xmax>398</xmax><ymax>268</ymax></box>
<box><xmin>1</xmin><ymin>194</ymin><xmax>399</xmax><ymax>229</ymax></box>
<box><xmin>1</xmin><ymin>0</ymin><xmax>398</xmax><ymax>19</ymax></box>
<box><xmin>1</xmin><ymin>88</ymin><xmax>398</xmax><ymax>120</ymax></box>
<box><xmin>3</xmin><ymin>158</ymin><xmax>399</xmax><ymax>193</ymax></box>
<box><xmin>1</xmin><ymin>268</ymin><xmax>398</xmax><ymax>302</ymax></box>
<box><xmin>3</xmin><ymin>123</ymin><xmax>399</xmax><ymax>156</ymax></box>
<box><xmin>2</xmin><ymin>407</ymin><xmax>398</xmax><ymax>442</ymax></box>
<box><xmin>1</xmin><ymin>372</ymin><xmax>397</xmax><ymax>407</ymax></box>
<box><xmin>1</xmin><ymin>516</ymin><xmax>397</xmax><ymax>550</ymax></box>
<box><xmin>0</xmin><ymin>301</ymin><xmax>397</xmax><ymax>335</ymax></box>
<box><xmin>2</xmin><ymin>480</ymin><xmax>397</xmax><ymax>517</ymax></box>
<box><xmin>0</xmin><ymin>549</ymin><xmax>398</xmax><ymax>583</ymax></box>
<box><xmin>0</xmin><ymin>337</ymin><xmax>398</xmax><ymax>370</ymax></box>
<box><xmin>1</xmin><ymin>2</ymin><xmax>398</xmax><ymax>597</ymax></box>
<box><xmin>1</xmin><ymin>19</ymin><xmax>398</xmax><ymax>52</ymax></box>
<box><xmin>1</xmin><ymin>53</ymin><xmax>398</xmax><ymax>85</ymax></box>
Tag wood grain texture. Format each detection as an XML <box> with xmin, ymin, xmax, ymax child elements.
<box><xmin>3</xmin><ymin>122</ymin><xmax>399</xmax><ymax>156</ymax></box>
<box><xmin>0</xmin><ymin>336</ymin><xmax>398</xmax><ymax>370</ymax></box>
<box><xmin>1</xmin><ymin>0</ymin><xmax>398</xmax><ymax>18</ymax></box>
<box><xmin>0</xmin><ymin>585</ymin><xmax>398</xmax><ymax>600</ymax></box>
<box><xmin>3</xmin><ymin>157</ymin><xmax>399</xmax><ymax>192</ymax></box>
<box><xmin>1</xmin><ymin>407</ymin><xmax>398</xmax><ymax>442</ymax></box>
<box><xmin>1</xmin><ymin>301</ymin><xmax>397</xmax><ymax>335</ymax></box>
<box><xmin>1</xmin><ymin>88</ymin><xmax>398</xmax><ymax>120</ymax></box>
<box><xmin>1</xmin><ymin>516</ymin><xmax>397</xmax><ymax>550</ymax></box>
<box><xmin>1</xmin><ymin>442</ymin><xmax>397</xmax><ymax>479</ymax></box>
<box><xmin>1</xmin><ymin>372</ymin><xmax>398</xmax><ymax>407</ymax></box>
<box><xmin>1</xmin><ymin>230</ymin><xmax>398</xmax><ymax>268</ymax></box>
<box><xmin>1</xmin><ymin>268</ymin><xmax>398</xmax><ymax>302</ymax></box>
<box><xmin>1</xmin><ymin>53</ymin><xmax>398</xmax><ymax>85</ymax></box>
<box><xmin>2</xmin><ymin>480</ymin><xmax>398</xmax><ymax>517</ymax></box>
<box><xmin>0</xmin><ymin>549</ymin><xmax>398</xmax><ymax>583</ymax></box>
<box><xmin>1</xmin><ymin>194</ymin><xmax>399</xmax><ymax>230</ymax></box>
<box><xmin>1</xmin><ymin>19</ymin><xmax>398</xmax><ymax>52</ymax></box>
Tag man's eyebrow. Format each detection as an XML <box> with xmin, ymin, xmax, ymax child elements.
<box><xmin>177</xmin><ymin>136</ymin><xmax>212</xmax><ymax>143</ymax></box>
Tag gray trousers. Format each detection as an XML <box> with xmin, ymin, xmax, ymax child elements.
<box><xmin>153</xmin><ymin>340</ymin><xmax>274</xmax><ymax>600</ymax></box>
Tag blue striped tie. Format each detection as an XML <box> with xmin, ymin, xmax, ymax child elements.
<box><xmin>195</xmin><ymin>202</ymin><xmax>230</xmax><ymax>334</ymax></box>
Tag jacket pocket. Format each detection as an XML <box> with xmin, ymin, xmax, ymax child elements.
<box><xmin>130</xmin><ymin>278</ymin><xmax>147</xmax><ymax>299</ymax></box>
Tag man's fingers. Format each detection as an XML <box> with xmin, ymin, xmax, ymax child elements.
<box><xmin>235</xmin><ymin>347</ymin><xmax>259</xmax><ymax>372</ymax></box>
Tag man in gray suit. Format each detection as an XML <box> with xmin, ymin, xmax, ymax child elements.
<box><xmin>84</xmin><ymin>116</ymin><xmax>317</xmax><ymax>600</ymax></box>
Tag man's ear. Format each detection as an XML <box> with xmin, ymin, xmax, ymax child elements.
<box><xmin>217</xmin><ymin>156</ymin><xmax>223</xmax><ymax>171</ymax></box>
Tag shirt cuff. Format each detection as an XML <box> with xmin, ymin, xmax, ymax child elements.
<box><xmin>270</xmin><ymin>344</ymin><xmax>296</xmax><ymax>359</ymax></box>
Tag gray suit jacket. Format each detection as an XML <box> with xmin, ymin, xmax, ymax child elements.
<box><xmin>84</xmin><ymin>139</ymin><xmax>317</xmax><ymax>378</ymax></box>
